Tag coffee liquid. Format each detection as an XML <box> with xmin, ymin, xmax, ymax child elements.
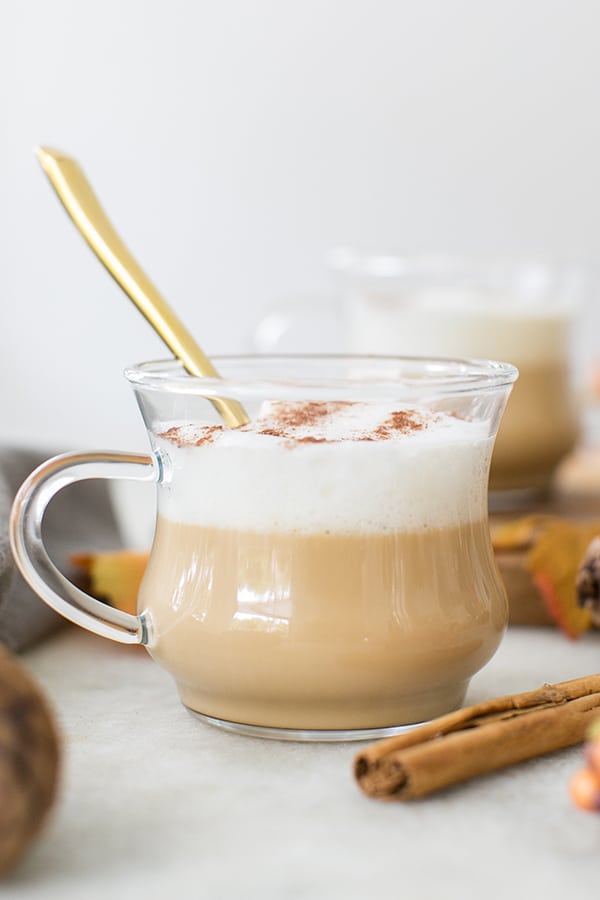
<box><xmin>140</xmin><ymin>518</ymin><xmax>506</xmax><ymax>728</ymax></box>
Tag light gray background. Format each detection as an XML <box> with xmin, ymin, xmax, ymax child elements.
<box><xmin>2</xmin><ymin>0</ymin><xmax>599</xmax><ymax>453</ymax></box>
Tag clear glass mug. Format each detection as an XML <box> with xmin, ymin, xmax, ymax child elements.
<box><xmin>256</xmin><ymin>253</ymin><xmax>586</xmax><ymax>499</ymax></box>
<box><xmin>10</xmin><ymin>355</ymin><xmax>517</xmax><ymax>741</ymax></box>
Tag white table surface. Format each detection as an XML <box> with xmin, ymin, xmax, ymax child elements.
<box><xmin>5</xmin><ymin>625</ymin><xmax>600</xmax><ymax>899</ymax></box>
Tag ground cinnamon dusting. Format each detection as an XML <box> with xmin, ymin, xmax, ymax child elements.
<box><xmin>374</xmin><ymin>410</ymin><xmax>431</xmax><ymax>439</ymax></box>
<box><xmin>262</xmin><ymin>401</ymin><xmax>353</xmax><ymax>432</ymax></box>
<box><xmin>259</xmin><ymin>402</ymin><xmax>434</xmax><ymax>442</ymax></box>
<box><xmin>158</xmin><ymin>425</ymin><xmax>224</xmax><ymax>447</ymax></box>
<box><xmin>256</xmin><ymin>429</ymin><xmax>327</xmax><ymax>444</ymax></box>
<box><xmin>158</xmin><ymin>402</ymin><xmax>438</xmax><ymax>446</ymax></box>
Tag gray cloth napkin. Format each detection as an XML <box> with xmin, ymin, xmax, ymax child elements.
<box><xmin>0</xmin><ymin>448</ymin><xmax>124</xmax><ymax>651</ymax></box>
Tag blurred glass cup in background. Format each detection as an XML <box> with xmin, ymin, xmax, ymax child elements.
<box><xmin>255</xmin><ymin>251</ymin><xmax>593</xmax><ymax>501</ymax></box>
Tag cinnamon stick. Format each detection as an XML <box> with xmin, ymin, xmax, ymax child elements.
<box><xmin>354</xmin><ymin>674</ymin><xmax>600</xmax><ymax>801</ymax></box>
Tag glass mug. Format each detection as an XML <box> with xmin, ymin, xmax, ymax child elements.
<box><xmin>10</xmin><ymin>355</ymin><xmax>517</xmax><ymax>741</ymax></box>
<box><xmin>256</xmin><ymin>253</ymin><xmax>585</xmax><ymax>498</ymax></box>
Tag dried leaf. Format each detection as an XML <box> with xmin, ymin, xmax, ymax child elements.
<box><xmin>526</xmin><ymin>521</ymin><xmax>600</xmax><ymax>639</ymax></box>
<box><xmin>70</xmin><ymin>551</ymin><xmax>149</xmax><ymax>615</ymax></box>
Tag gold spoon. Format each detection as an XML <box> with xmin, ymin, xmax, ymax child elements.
<box><xmin>35</xmin><ymin>146</ymin><xmax>249</xmax><ymax>428</ymax></box>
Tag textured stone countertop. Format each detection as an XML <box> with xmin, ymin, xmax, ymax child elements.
<box><xmin>5</xmin><ymin>626</ymin><xmax>600</xmax><ymax>899</ymax></box>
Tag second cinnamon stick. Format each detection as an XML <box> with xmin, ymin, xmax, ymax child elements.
<box><xmin>354</xmin><ymin>674</ymin><xmax>600</xmax><ymax>801</ymax></box>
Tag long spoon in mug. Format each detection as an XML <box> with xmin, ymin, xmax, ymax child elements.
<box><xmin>35</xmin><ymin>146</ymin><xmax>250</xmax><ymax>428</ymax></box>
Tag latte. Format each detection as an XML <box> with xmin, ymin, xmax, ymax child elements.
<box><xmin>138</xmin><ymin>400</ymin><xmax>506</xmax><ymax>729</ymax></box>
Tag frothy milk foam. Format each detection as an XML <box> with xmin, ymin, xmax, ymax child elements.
<box><xmin>156</xmin><ymin>401</ymin><xmax>491</xmax><ymax>532</ymax></box>
<box><xmin>139</xmin><ymin>400</ymin><xmax>506</xmax><ymax>731</ymax></box>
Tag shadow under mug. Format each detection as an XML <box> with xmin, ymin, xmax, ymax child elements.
<box><xmin>10</xmin><ymin>355</ymin><xmax>517</xmax><ymax>742</ymax></box>
<box><xmin>255</xmin><ymin>254</ymin><xmax>585</xmax><ymax>498</ymax></box>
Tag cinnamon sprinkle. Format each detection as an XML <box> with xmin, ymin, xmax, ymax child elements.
<box><xmin>293</xmin><ymin>435</ymin><xmax>328</xmax><ymax>444</ymax></box>
<box><xmin>373</xmin><ymin>410</ymin><xmax>435</xmax><ymax>439</ymax></box>
<box><xmin>263</xmin><ymin>401</ymin><xmax>353</xmax><ymax>431</ymax></box>
<box><xmin>158</xmin><ymin>403</ymin><xmax>443</xmax><ymax>447</ymax></box>
<box><xmin>158</xmin><ymin>425</ymin><xmax>224</xmax><ymax>447</ymax></box>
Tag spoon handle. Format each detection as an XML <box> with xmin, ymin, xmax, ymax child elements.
<box><xmin>36</xmin><ymin>147</ymin><xmax>249</xmax><ymax>429</ymax></box>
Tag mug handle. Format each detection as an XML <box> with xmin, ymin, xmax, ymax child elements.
<box><xmin>10</xmin><ymin>450</ymin><xmax>157</xmax><ymax>645</ymax></box>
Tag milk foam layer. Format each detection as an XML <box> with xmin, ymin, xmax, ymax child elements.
<box><xmin>155</xmin><ymin>401</ymin><xmax>492</xmax><ymax>533</ymax></box>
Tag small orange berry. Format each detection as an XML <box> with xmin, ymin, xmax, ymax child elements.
<box><xmin>569</xmin><ymin>767</ymin><xmax>600</xmax><ymax>812</ymax></box>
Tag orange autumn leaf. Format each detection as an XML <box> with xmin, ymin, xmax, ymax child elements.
<box><xmin>492</xmin><ymin>514</ymin><xmax>600</xmax><ymax>638</ymax></box>
<box><xmin>532</xmin><ymin>572</ymin><xmax>589</xmax><ymax>641</ymax></box>
<box><xmin>70</xmin><ymin>551</ymin><xmax>149</xmax><ymax>616</ymax></box>
<box><xmin>526</xmin><ymin>521</ymin><xmax>600</xmax><ymax>639</ymax></box>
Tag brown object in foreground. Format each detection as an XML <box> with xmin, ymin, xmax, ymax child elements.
<box><xmin>0</xmin><ymin>645</ymin><xmax>61</xmax><ymax>875</ymax></box>
<box><xmin>576</xmin><ymin>537</ymin><xmax>600</xmax><ymax>627</ymax></box>
<box><xmin>354</xmin><ymin>675</ymin><xmax>600</xmax><ymax>801</ymax></box>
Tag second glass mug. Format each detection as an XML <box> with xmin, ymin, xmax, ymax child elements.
<box><xmin>10</xmin><ymin>355</ymin><xmax>517</xmax><ymax>741</ymax></box>
<box><xmin>255</xmin><ymin>253</ymin><xmax>585</xmax><ymax>498</ymax></box>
